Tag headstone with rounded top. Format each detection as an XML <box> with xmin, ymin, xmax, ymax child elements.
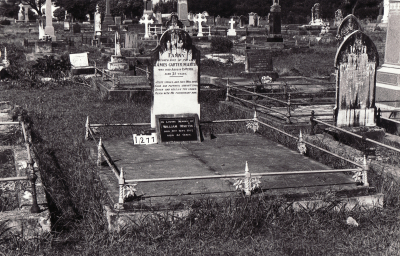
<box><xmin>150</xmin><ymin>26</ymin><xmax>201</xmax><ymax>143</ymax></box>
<box><xmin>334</xmin><ymin>30</ymin><xmax>379</xmax><ymax>127</ymax></box>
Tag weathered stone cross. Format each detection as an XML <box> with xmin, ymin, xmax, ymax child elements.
<box><xmin>140</xmin><ymin>14</ymin><xmax>154</xmax><ymax>39</ymax></box>
<box><xmin>193</xmin><ymin>13</ymin><xmax>206</xmax><ymax>37</ymax></box>
<box><xmin>229</xmin><ymin>18</ymin><xmax>235</xmax><ymax>30</ymax></box>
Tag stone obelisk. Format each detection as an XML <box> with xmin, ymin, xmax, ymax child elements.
<box><xmin>44</xmin><ymin>0</ymin><xmax>56</xmax><ymax>41</ymax></box>
<box><xmin>102</xmin><ymin>0</ymin><xmax>114</xmax><ymax>31</ymax></box>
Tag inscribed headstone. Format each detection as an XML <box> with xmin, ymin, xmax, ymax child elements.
<box><xmin>336</xmin><ymin>15</ymin><xmax>363</xmax><ymax>42</ymax></box>
<box><xmin>178</xmin><ymin>0</ymin><xmax>188</xmax><ymax>21</ymax></box>
<box><xmin>73</xmin><ymin>23</ymin><xmax>81</xmax><ymax>33</ymax></box>
<box><xmin>115</xmin><ymin>16</ymin><xmax>122</xmax><ymax>26</ymax></box>
<box><xmin>125</xmin><ymin>32</ymin><xmax>138</xmax><ymax>48</ymax></box>
<box><xmin>245</xmin><ymin>49</ymin><xmax>273</xmax><ymax>73</ymax></box>
<box><xmin>334</xmin><ymin>30</ymin><xmax>379</xmax><ymax>127</ymax></box>
<box><xmin>151</xmin><ymin>28</ymin><xmax>200</xmax><ymax>130</ymax></box>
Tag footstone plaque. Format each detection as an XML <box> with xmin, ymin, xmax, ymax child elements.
<box><xmin>156</xmin><ymin>114</ymin><xmax>200</xmax><ymax>143</ymax></box>
<box><xmin>151</xmin><ymin>27</ymin><xmax>201</xmax><ymax>142</ymax></box>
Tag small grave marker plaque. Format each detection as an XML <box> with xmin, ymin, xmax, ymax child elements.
<box><xmin>69</xmin><ymin>52</ymin><xmax>89</xmax><ymax>67</ymax></box>
<box><xmin>133</xmin><ymin>133</ymin><xmax>157</xmax><ymax>145</ymax></box>
<box><xmin>156</xmin><ymin>115</ymin><xmax>200</xmax><ymax>143</ymax></box>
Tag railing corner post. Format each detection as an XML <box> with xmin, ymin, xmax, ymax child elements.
<box><xmin>117</xmin><ymin>168</ymin><xmax>125</xmax><ymax>210</ymax></box>
<box><xmin>97</xmin><ymin>138</ymin><xmax>103</xmax><ymax>167</ymax></box>
<box><xmin>225</xmin><ymin>84</ymin><xmax>230</xmax><ymax>102</ymax></box>
<box><xmin>310</xmin><ymin>110</ymin><xmax>315</xmax><ymax>135</ymax></box>
<box><xmin>377</xmin><ymin>108</ymin><xmax>381</xmax><ymax>126</ymax></box>
<box><xmin>85</xmin><ymin>116</ymin><xmax>90</xmax><ymax>141</ymax></box>
<box><xmin>28</xmin><ymin>156</ymin><xmax>40</xmax><ymax>213</ymax></box>
<box><xmin>286</xmin><ymin>93</ymin><xmax>291</xmax><ymax>124</ymax></box>
<box><xmin>244</xmin><ymin>161</ymin><xmax>251</xmax><ymax>196</ymax></box>
<box><xmin>362</xmin><ymin>154</ymin><xmax>369</xmax><ymax>187</ymax></box>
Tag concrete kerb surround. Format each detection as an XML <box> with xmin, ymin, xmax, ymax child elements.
<box><xmin>103</xmin><ymin>193</ymin><xmax>384</xmax><ymax>232</ymax></box>
<box><xmin>92</xmin><ymin>132</ymin><xmax>384</xmax><ymax>231</ymax></box>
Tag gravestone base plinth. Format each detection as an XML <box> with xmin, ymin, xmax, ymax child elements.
<box><xmin>325</xmin><ymin>126</ymin><xmax>386</xmax><ymax>144</ymax></box>
<box><xmin>107</xmin><ymin>56</ymin><xmax>128</xmax><ymax>71</ymax></box>
<box><xmin>240</xmin><ymin>71</ymin><xmax>279</xmax><ymax>81</ymax></box>
<box><xmin>376</xmin><ymin>64</ymin><xmax>400</xmax><ymax>109</ymax></box>
<box><xmin>71</xmin><ymin>67</ymin><xmax>96</xmax><ymax>76</ymax></box>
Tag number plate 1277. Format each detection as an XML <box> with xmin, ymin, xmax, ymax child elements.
<box><xmin>133</xmin><ymin>134</ymin><xmax>157</xmax><ymax>145</ymax></box>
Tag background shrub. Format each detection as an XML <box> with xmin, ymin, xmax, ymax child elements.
<box><xmin>211</xmin><ymin>37</ymin><xmax>233</xmax><ymax>53</ymax></box>
<box><xmin>0</xmin><ymin>20</ymin><xmax>10</xmax><ymax>25</ymax></box>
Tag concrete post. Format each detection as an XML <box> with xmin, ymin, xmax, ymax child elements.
<box><xmin>97</xmin><ymin>138</ymin><xmax>103</xmax><ymax>166</ymax></box>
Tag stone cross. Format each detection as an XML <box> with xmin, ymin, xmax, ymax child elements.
<box><xmin>139</xmin><ymin>14</ymin><xmax>154</xmax><ymax>39</ymax></box>
<box><xmin>44</xmin><ymin>0</ymin><xmax>55</xmax><ymax>40</ymax></box>
<box><xmin>115</xmin><ymin>31</ymin><xmax>121</xmax><ymax>56</ymax></box>
<box><xmin>193</xmin><ymin>13</ymin><xmax>206</xmax><ymax>36</ymax></box>
<box><xmin>227</xmin><ymin>18</ymin><xmax>237</xmax><ymax>36</ymax></box>
<box><xmin>18</xmin><ymin>3</ymin><xmax>24</xmax><ymax>21</ymax></box>
<box><xmin>229</xmin><ymin>18</ymin><xmax>235</xmax><ymax>30</ymax></box>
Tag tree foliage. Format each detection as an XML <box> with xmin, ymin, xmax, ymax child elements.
<box><xmin>53</xmin><ymin>0</ymin><xmax>143</xmax><ymax>21</ymax></box>
<box><xmin>185</xmin><ymin>0</ymin><xmax>380</xmax><ymax>22</ymax></box>
<box><xmin>20</xmin><ymin>0</ymin><xmax>45</xmax><ymax>16</ymax></box>
<box><xmin>153</xmin><ymin>1</ymin><xmax>176</xmax><ymax>14</ymax></box>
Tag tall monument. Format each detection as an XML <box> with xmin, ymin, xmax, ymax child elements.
<box><xmin>143</xmin><ymin>0</ymin><xmax>153</xmax><ymax>17</ymax></box>
<box><xmin>102</xmin><ymin>0</ymin><xmax>114</xmax><ymax>31</ymax></box>
<box><xmin>376</xmin><ymin>0</ymin><xmax>400</xmax><ymax>111</ymax></box>
<box><xmin>382</xmin><ymin>0</ymin><xmax>390</xmax><ymax>23</ymax></box>
<box><xmin>178</xmin><ymin>0</ymin><xmax>190</xmax><ymax>26</ymax></box>
<box><xmin>44</xmin><ymin>0</ymin><xmax>55</xmax><ymax>40</ymax></box>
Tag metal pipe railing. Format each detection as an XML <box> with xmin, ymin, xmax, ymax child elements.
<box><xmin>312</xmin><ymin>114</ymin><xmax>400</xmax><ymax>154</ymax></box>
<box><xmin>227</xmin><ymin>94</ymin><xmax>288</xmax><ymax>120</ymax></box>
<box><xmin>228</xmin><ymin>85</ymin><xmax>289</xmax><ymax>105</ymax></box>
<box><xmin>125</xmin><ymin>168</ymin><xmax>360</xmax><ymax>183</ymax></box>
<box><xmin>381</xmin><ymin>117</ymin><xmax>400</xmax><ymax>125</ymax></box>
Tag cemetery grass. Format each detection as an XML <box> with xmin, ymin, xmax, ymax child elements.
<box><xmin>1</xmin><ymin>84</ymin><xmax>400</xmax><ymax>255</ymax></box>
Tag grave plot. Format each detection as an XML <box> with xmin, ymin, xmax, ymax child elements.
<box><xmin>224</xmin><ymin>76</ymin><xmax>336</xmax><ymax>124</ymax></box>
<box><xmin>0</xmin><ymin>102</ymin><xmax>49</xmax><ymax>237</ymax></box>
<box><xmin>83</xmin><ymin>27</ymin><xmax>382</xmax><ymax>228</ymax></box>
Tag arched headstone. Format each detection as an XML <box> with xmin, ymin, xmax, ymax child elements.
<box><xmin>334</xmin><ymin>30</ymin><xmax>379</xmax><ymax>127</ymax></box>
<box><xmin>336</xmin><ymin>14</ymin><xmax>363</xmax><ymax>42</ymax></box>
<box><xmin>151</xmin><ymin>27</ymin><xmax>201</xmax><ymax>143</ymax></box>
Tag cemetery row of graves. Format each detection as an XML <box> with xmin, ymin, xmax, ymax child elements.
<box><xmin>0</xmin><ymin>0</ymin><xmax>400</xmax><ymax>252</ymax></box>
